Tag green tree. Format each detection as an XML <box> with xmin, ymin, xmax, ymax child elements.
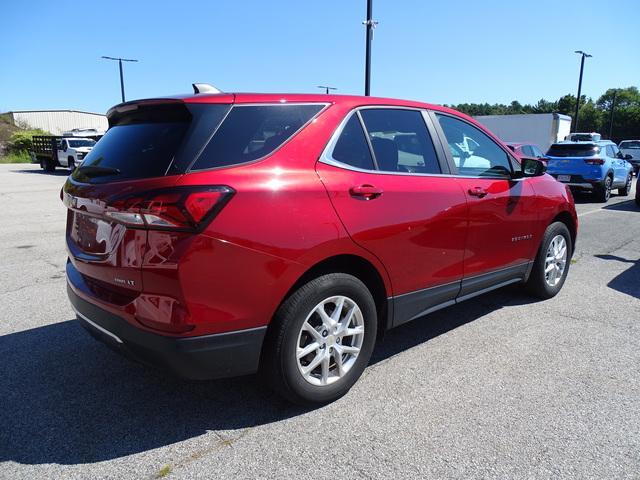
<box><xmin>7</xmin><ymin>129</ymin><xmax>50</xmax><ymax>153</ymax></box>
<box><xmin>576</xmin><ymin>100</ymin><xmax>602</xmax><ymax>133</ymax></box>
<box><xmin>556</xmin><ymin>94</ymin><xmax>577</xmax><ymax>116</ymax></box>
<box><xmin>597</xmin><ymin>87</ymin><xmax>640</xmax><ymax>142</ymax></box>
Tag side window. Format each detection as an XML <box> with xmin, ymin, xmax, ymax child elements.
<box><xmin>521</xmin><ymin>145</ymin><xmax>534</xmax><ymax>157</ymax></box>
<box><xmin>435</xmin><ymin>114</ymin><xmax>513</xmax><ymax>178</ymax></box>
<box><xmin>331</xmin><ymin>115</ymin><xmax>376</xmax><ymax>170</ymax></box>
<box><xmin>359</xmin><ymin>109</ymin><xmax>441</xmax><ymax>174</ymax></box>
<box><xmin>606</xmin><ymin>145</ymin><xmax>615</xmax><ymax>158</ymax></box>
<box><xmin>611</xmin><ymin>145</ymin><xmax>620</xmax><ymax>157</ymax></box>
<box><xmin>192</xmin><ymin>104</ymin><xmax>324</xmax><ymax>170</ymax></box>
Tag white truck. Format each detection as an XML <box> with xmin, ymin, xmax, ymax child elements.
<box><xmin>474</xmin><ymin>113</ymin><xmax>572</xmax><ymax>153</ymax></box>
<box><xmin>31</xmin><ymin>135</ymin><xmax>97</xmax><ymax>172</ymax></box>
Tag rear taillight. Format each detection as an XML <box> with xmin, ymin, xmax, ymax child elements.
<box><xmin>584</xmin><ymin>158</ymin><xmax>605</xmax><ymax>165</ymax></box>
<box><xmin>105</xmin><ymin>186</ymin><xmax>234</xmax><ymax>232</ymax></box>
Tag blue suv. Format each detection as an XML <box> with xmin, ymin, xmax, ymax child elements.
<box><xmin>545</xmin><ymin>140</ymin><xmax>634</xmax><ymax>202</ymax></box>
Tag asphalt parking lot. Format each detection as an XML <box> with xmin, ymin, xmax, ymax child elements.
<box><xmin>1</xmin><ymin>163</ymin><xmax>638</xmax><ymax>479</ymax></box>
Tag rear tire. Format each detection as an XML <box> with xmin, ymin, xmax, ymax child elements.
<box><xmin>594</xmin><ymin>175</ymin><xmax>612</xmax><ymax>202</ymax></box>
<box><xmin>43</xmin><ymin>158</ymin><xmax>55</xmax><ymax>172</ymax></box>
<box><xmin>618</xmin><ymin>174</ymin><xmax>632</xmax><ymax>196</ymax></box>
<box><xmin>262</xmin><ymin>273</ymin><xmax>377</xmax><ymax>405</ymax></box>
<box><xmin>524</xmin><ymin>222</ymin><xmax>572</xmax><ymax>299</ymax></box>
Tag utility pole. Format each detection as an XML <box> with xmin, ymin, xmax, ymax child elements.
<box><xmin>572</xmin><ymin>50</ymin><xmax>592</xmax><ymax>132</ymax></box>
<box><xmin>608</xmin><ymin>89</ymin><xmax>618</xmax><ymax>140</ymax></box>
<box><xmin>317</xmin><ymin>86</ymin><xmax>337</xmax><ymax>94</ymax></box>
<box><xmin>363</xmin><ymin>0</ymin><xmax>377</xmax><ymax>96</ymax></box>
<box><xmin>101</xmin><ymin>56</ymin><xmax>139</xmax><ymax>103</ymax></box>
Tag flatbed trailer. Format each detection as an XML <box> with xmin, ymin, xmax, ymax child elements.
<box><xmin>30</xmin><ymin>136</ymin><xmax>62</xmax><ymax>171</ymax></box>
<box><xmin>30</xmin><ymin>135</ymin><xmax>99</xmax><ymax>172</ymax></box>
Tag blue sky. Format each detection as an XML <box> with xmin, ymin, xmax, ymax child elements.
<box><xmin>1</xmin><ymin>0</ymin><xmax>638</xmax><ymax>113</ymax></box>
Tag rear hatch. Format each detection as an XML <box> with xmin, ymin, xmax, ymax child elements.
<box><xmin>64</xmin><ymin>99</ymin><xmax>231</xmax><ymax>301</ymax></box>
<box><xmin>545</xmin><ymin>143</ymin><xmax>603</xmax><ymax>176</ymax></box>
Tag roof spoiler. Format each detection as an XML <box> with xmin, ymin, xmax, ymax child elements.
<box><xmin>192</xmin><ymin>83</ymin><xmax>223</xmax><ymax>95</ymax></box>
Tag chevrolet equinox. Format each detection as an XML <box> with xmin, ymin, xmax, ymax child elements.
<box><xmin>64</xmin><ymin>86</ymin><xmax>578</xmax><ymax>404</ymax></box>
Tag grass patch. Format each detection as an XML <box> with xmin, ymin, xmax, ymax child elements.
<box><xmin>156</xmin><ymin>464</ymin><xmax>172</xmax><ymax>478</ymax></box>
<box><xmin>0</xmin><ymin>151</ymin><xmax>32</xmax><ymax>163</ymax></box>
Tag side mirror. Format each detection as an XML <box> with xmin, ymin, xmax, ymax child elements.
<box><xmin>520</xmin><ymin>157</ymin><xmax>546</xmax><ymax>177</ymax></box>
<box><xmin>624</xmin><ymin>154</ymin><xmax>633</xmax><ymax>160</ymax></box>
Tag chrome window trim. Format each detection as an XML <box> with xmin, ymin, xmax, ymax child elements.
<box><xmin>188</xmin><ymin>102</ymin><xmax>331</xmax><ymax>173</ymax></box>
<box><xmin>319</xmin><ymin>106</ymin><xmax>522</xmax><ymax>180</ymax></box>
<box><xmin>355</xmin><ymin>110</ymin><xmax>379</xmax><ymax>169</ymax></box>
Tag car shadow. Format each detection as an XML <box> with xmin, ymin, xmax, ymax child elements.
<box><xmin>0</xmin><ymin>287</ymin><xmax>536</xmax><ymax>466</ymax></box>
<box><xmin>602</xmin><ymin>200</ymin><xmax>639</xmax><ymax>212</ymax></box>
<box><xmin>12</xmin><ymin>168</ymin><xmax>71</xmax><ymax>176</ymax></box>
<box><xmin>571</xmin><ymin>191</ymin><xmax>625</xmax><ymax>204</ymax></box>
<box><xmin>594</xmin><ymin>254</ymin><xmax>640</xmax><ymax>298</ymax></box>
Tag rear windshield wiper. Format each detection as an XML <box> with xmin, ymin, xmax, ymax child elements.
<box><xmin>76</xmin><ymin>165</ymin><xmax>121</xmax><ymax>177</ymax></box>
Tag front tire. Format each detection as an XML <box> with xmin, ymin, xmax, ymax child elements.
<box><xmin>67</xmin><ymin>156</ymin><xmax>75</xmax><ymax>171</ymax></box>
<box><xmin>524</xmin><ymin>222</ymin><xmax>572</xmax><ymax>299</ymax></box>
<box><xmin>619</xmin><ymin>174</ymin><xmax>632</xmax><ymax>196</ymax></box>
<box><xmin>262</xmin><ymin>273</ymin><xmax>377</xmax><ymax>405</ymax></box>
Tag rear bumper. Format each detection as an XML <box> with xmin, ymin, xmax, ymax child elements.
<box><xmin>67</xmin><ymin>283</ymin><xmax>267</xmax><ymax>380</ymax></box>
<box><xmin>549</xmin><ymin>174</ymin><xmax>604</xmax><ymax>190</ymax></box>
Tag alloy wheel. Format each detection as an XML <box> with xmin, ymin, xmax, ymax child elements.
<box><xmin>295</xmin><ymin>296</ymin><xmax>365</xmax><ymax>386</ymax></box>
<box><xmin>604</xmin><ymin>177</ymin><xmax>612</xmax><ymax>200</ymax></box>
<box><xmin>544</xmin><ymin>235</ymin><xmax>567</xmax><ymax>287</ymax></box>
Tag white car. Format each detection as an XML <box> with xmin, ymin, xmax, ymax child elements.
<box><xmin>619</xmin><ymin>140</ymin><xmax>640</xmax><ymax>174</ymax></box>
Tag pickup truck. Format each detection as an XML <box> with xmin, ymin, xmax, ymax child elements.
<box><xmin>31</xmin><ymin>136</ymin><xmax>97</xmax><ymax>172</ymax></box>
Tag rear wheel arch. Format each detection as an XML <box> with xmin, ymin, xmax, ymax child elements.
<box><xmin>270</xmin><ymin>254</ymin><xmax>390</xmax><ymax>338</ymax></box>
<box><xmin>550</xmin><ymin>211</ymin><xmax>576</xmax><ymax>255</ymax></box>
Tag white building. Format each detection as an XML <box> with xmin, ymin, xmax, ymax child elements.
<box><xmin>5</xmin><ymin>110</ymin><xmax>108</xmax><ymax>135</ymax></box>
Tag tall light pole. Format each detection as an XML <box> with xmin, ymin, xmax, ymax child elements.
<box><xmin>572</xmin><ymin>50</ymin><xmax>592</xmax><ymax>132</ymax></box>
<box><xmin>363</xmin><ymin>0</ymin><xmax>377</xmax><ymax>96</ymax></box>
<box><xmin>608</xmin><ymin>89</ymin><xmax>618</xmax><ymax>140</ymax></box>
<box><xmin>101</xmin><ymin>56</ymin><xmax>139</xmax><ymax>103</ymax></box>
<box><xmin>317</xmin><ymin>85</ymin><xmax>337</xmax><ymax>94</ymax></box>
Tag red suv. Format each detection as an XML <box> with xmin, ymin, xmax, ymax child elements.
<box><xmin>64</xmin><ymin>89</ymin><xmax>577</xmax><ymax>404</ymax></box>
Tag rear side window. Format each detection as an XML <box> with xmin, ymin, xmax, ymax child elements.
<box><xmin>332</xmin><ymin>115</ymin><xmax>376</xmax><ymax>170</ymax></box>
<box><xmin>606</xmin><ymin>145</ymin><xmax>616</xmax><ymax>157</ymax></box>
<box><xmin>360</xmin><ymin>109</ymin><xmax>441</xmax><ymax>174</ymax></box>
<box><xmin>547</xmin><ymin>143</ymin><xmax>601</xmax><ymax>157</ymax></box>
<box><xmin>191</xmin><ymin>104</ymin><xmax>324</xmax><ymax>170</ymax></box>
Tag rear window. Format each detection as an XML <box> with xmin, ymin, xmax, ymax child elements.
<box><xmin>547</xmin><ymin>143</ymin><xmax>601</xmax><ymax>157</ymax></box>
<box><xmin>73</xmin><ymin>103</ymin><xmax>229</xmax><ymax>184</ymax></box>
<box><xmin>620</xmin><ymin>141</ymin><xmax>640</xmax><ymax>149</ymax></box>
<box><xmin>191</xmin><ymin>104</ymin><xmax>325</xmax><ymax>170</ymax></box>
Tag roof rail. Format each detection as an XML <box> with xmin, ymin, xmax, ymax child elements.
<box><xmin>192</xmin><ymin>83</ymin><xmax>223</xmax><ymax>95</ymax></box>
